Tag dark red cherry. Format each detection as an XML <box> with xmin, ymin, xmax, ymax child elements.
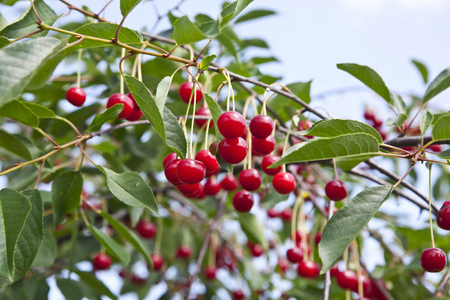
<box><xmin>218</xmin><ymin>137</ymin><xmax>248</xmax><ymax>164</ymax></box>
<box><xmin>204</xmin><ymin>178</ymin><xmax>222</xmax><ymax>195</ymax></box>
<box><xmin>193</xmin><ymin>183</ymin><xmax>206</xmax><ymax>200</ymax></box>
<box><xmin>280</xmin><ymin>208</ymin><xmax>292</xmax><ymax>221</ymax></box>
<box><xmin>163</xmin><ymin>153</ymin><xmax>177</xmax><ymax>168</ymax></box>
<box><xmin>221</xmin><ymin>173</ymin><xmax>238</xmax><ymax>191</ymax></box>
<box><xmin>107</xmin><ymin>93</ymin><xmax>134</xmax><ymax>119</ymax></box>
<box><xmin>66</xmin><ymin>87</ymin><xmax>86</xmax><ymax>107</ymax></box>
<box><xmin>151</xmin><ymin>254</ymin><xmax>163</xmax><ymax>271</ymax></box>
<box><xmin>273</xmin><ymin>172</ymin><xmax>296</xmax><ymax>194</ymax></box>
<box><xmin>238</xmin><ymin>168</ymin><xmax>262</xmax><ymax>191</ymax></box>
<box><xmin>278</xmin><ymin>258</ymin><xmax>289</xmax><ymax>273</ymax></box>
<box><xmin>176</xmin><ymin>245</ymin><xmax>192</xmax><ymax>259</ymax></box>
<box><xmin>209</xmin><ymin>141</ymin><xmax>218</xmax><ymax>155</ymax></box>
<box><xmin>164</xmin><ymin>159</ymin><xmax>183</xmax><ymax>185</ymax></box>
<box><xmin>372</xmin><ymin>118</ymin><xmax>383</xmax><ymax>128</ymax></box>
<box><xmin>315</xmin><ymin>232</ymin><xmax>322</xmax><ymax>245</ymax></box>
<box><xmin>233</xmin><ymin>190</ymin><xmax>254</xmax><ymax>213</ymax></box>
<box><xmin>195</xmin><ymin>150</ymin><xmax>219</xmax><ymax>175</ymax></box>
<box><xmin>176</xmin><ymin>158</ymin><xmax>206</xmax><ymax>185</ymax></box>
<box><xmin>204</xmin><ymin>265</ymin><xmax>217</xmax><ymax>280</ymax></box>
<box><xmin>252</xmin><ymin>135</ymin><xmax>275</xmax><ymax>156</ymax></box>
<box><xmin>232</xmin><ymin>290</ymin><xmax>245</xmax><ymax>300</ymax></box>
<box><xmin>421</xmin><ymin>248</ymin><xmax>447</xmax><ymax>272</ymax></box>
<box><xmin>179</xmin><ymin>81</ymin><xmax>203</xmax><ymax>104</ymax></box>
<box><xmin>267</xmin><ymin>208</ymin><xmax>279</xmax><ymax>218</ymax></box>
<box><xmin>330</xmin><ymin>264</ymin><xmax>339</xmax><ymax>277</ymax></box>
<box><xmin>250</xmin><ymin>115</ymin><xmax>274</xmax><ymax>139</ymax></box>
<box><xmin>135</xmin><ymin>220</ymin><xmax>156</xmax><ymax>239</ymax></box>
<box><xmin>428</xmin><ymin>144</ymin><xmax>442</xmax><ymax>152</ymax></box>
<box><xmin>125</xmin><ymin>92</ymin><xmax>143</xmax><ymax>121</ymax></box>
<box><xmin>286</xmin><ymin>247</ymin><xmax>304</xmax><ymax>263</ymax></box>
<box><xmin>194</xmin><ymin>106</ymin><xmax>213</xmax><ymax>129</ymax></box>
<box><xmin>248</xmin><ymin>243</ymin><xmax>264</xmax><ymax>257</ymax></box>
<box><xmin>336</xmin><ymin>269</ymin><xmax>358</xmax><ymax>291</ymax></box>
<box><xmin>325</xmin><ymin>179</ymin><xmax>348</xmax><ymax>201</ymax></box>
<box><xmin>437</xmin><ymin>204</ymin><xmax>450</xmax><ymax>230</ymax></box>
<box><xmin>177</xmin><ymin>182</ymin><xmax>201</xmax><ymax>197</ymax></box>
<box><xmin>363</xmin><ymin>109</ymin><xmax>375</xmax><ymax>121</ymax></box>
<box><xmin>295</xmin><ymin>231</ymin><xmax>310</xmax><ymax>244</ymax></box>
<box><xmin>217</xmin><ymin>111</ymin><xmax>246</xmax><ymax>139</ymax></box>
<box><xmin>130</xmin><ymin>274</ymin><xmax>146</xmax><ymax>285</ymax></box>
<box><xmin>297</xmin><ymin>261</ymin><xmax>320</xmax><ymax>278</ymax></box>
<box><xmin>261</xmin><ymin>155</ymin><xmax>282</xmax><ymax>176</ymax></box>
<box><xmin>92</xmin><ymin>253</ymin><xmax>112</xmax><ymax>270</ymax></box>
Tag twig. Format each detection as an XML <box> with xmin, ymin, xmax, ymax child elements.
<box><xmin>435</xmin><ymin>267</ymin><xmax>450</xmax><ymax>298</ymax></box>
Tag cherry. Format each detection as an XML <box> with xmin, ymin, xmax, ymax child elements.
<box><xmin>330</xmin><ymin>264</ymin><xmax>339</xmax><ymax>277</ymax></box>
<box><xmin>92</xmin><ymin>253</ymin><xmax>112</xmax><ymax>270</ymax></box>
<box><xmin>204</xmin><ymin>265</ymin><xmax>217</xmax><ymax>280</ymax></box>
<box><xmin>130</xmin><ymin>274</ymin><xmax>146</xmax><ymax>285</ymax></box>
<box><xmin>336</xmin><ymin>269</ymin><xmax>358</xmax><ymax>291</ymax></box>
<box><xmin>179</xmin><ymin>81</ymin><xmax>203</xmax><ymax>104</ymax></box>
<box><xmin>315</xmin><ymin>232</ymin><xmax>322</xmax><ymax>245</ymax></box>
<box><xmin>232</xmin><ymin>290</ymin><xmax>245</xmax><ymax>300</ymax></box>
<box><xmin>233</xmin><ymin>190</ymin><xmax>254</xmax><ymax>213</ymax></box>
<box><xmin>278</xmin><ymin>257</ymin><xmax>289</xmax><ymax>273</ymax></box>
<box><xmin>261</xmin><ymin>155</ymin><xmax>282</xmax><ymax>176</ymax></box>
<box><xmin>106</xmin><ymin>93</ymin><xmax>134</xmax><ymax>119</ymax></box>
<box><xmin>164</xmin><ymin>159</ymin><xmax>183</xmax><ymax>186</ymax></box>
<box><xmin>280</xmin><ymin>208</ymin><xmax>292</xmax><ymax>221</ymax></box>
<box><xmin>249</xmin><ymin>115</ymin><xmax>274</xmax><ymax>139</ymax></box>
<box><xmin>421</xmin><ymin>248</ymin><xmax>447</xmax><ymax>272</ymax></box>
<box><xmin>209</xmin><ymin>141</ymin><xmax>218</xmax><ymax>155</ymax></box>
<box><xmin>163</xmin><ymin>153</ymin><xmax>177</xmax><ymax>168</ymax></box>
<box><xmin>372</xmin><ymin>118</ymin><xmax>383</xmax><ymax>129</ymax></box>
<box><xmin>125</xmin><ymin>92</ymin><xmax>143</xmax><ymax>121</ymax></box>
<box><xmin>135</xmin><ymin>220</ymin><xmax>157</xmax><ymax>239</ymax></box>
<box><xmin>298</xmin><ymin>120</ymin><xmax>314</xmax><ymax>139</ymax></box>
<box><xmin>204</xmin><ymin>178</ymin><xmax>222</xmax><ymax>195</ymax></box>
<box><xmin>218</xmin><ymin>137</ymin><xmax>248</xmax><ymax>164</ymax></box>
<box><xmin>238</xmin><ymin>169</ymin><xmax>262</xmax><ymax>191</ymax></box>
<box><xmin>176</xmin><ymin>158</ymin><xmax>206</xmax><ymax>185</ymax></box>
<box><xmin>297</xmin><ymin>261</ymin><xmax>320</xmax><ymax>278</ymax></box>
<box><xmin>248</xmin><ymin>243</ymin><xmax>264</xmax><ymax>257</ymax></box>
<box><xmin>295</xmin><ymin>231</ymin><xmax>310</xmax><ymax>244</ymax></box>
<box><xmin>272</xmin><ymin>172</ymin><xmax>296</xmax><ymax>194</ymax></box>
<box><xmin>428</xmin><ymin>144</ymin><xmax>442</xmax><ymax>152</ymax></box>
<box><xmin>286</xmin><ymin>247</ymin><xmax>303</xmax><ymax>263</ymax></box>
<box><xmin>176</xmin><ymin>245</ymin><xmax>192</xmax><ymax>259</ymax></box>
<box><xmin>221</xmin><ymin>173</ymin><xmax>239</xmax><ymax>191</ymax></box>
<box><xmin>325</xmin><ymin>179</ymin><xmax>348</xmax><ymax>201</ymax></box>
<box><xmin>151</xmin><ymin>254</ymin><xmax>163</xmax><ymax>271</ymax></box>
<box><xmin>267</xmin><ymin>208</ymin><xmax>279</xmax><ymax>218</ymax></box>
<box><xmin>65</xmin><ymin>87</ymin><xmax>86</xmax><ymax>107</ymax></box>
<box><xmin>437</xmin><ymin>203</ymin><xmax>450</xmax><ymax>230</ymax></box>
<box><xmin>195</xmin><ymin>150</ymin><xmax>219</xmax><ymax>176</ymax></box>
<box><xmin>363</xmin><ymin>109</ymin><xmax>375</xmax><ymax>121</ymax></box>
<box><xmin>177</xmin><ymin>182</ymin><xmax>201</xmax><ymax>197</ymax></box>
<box><xmin>194</xmin><ymin>107</ymin><xmax>213</xmax><ymax>129</ymax></box>
<box><xmin>252</xmin><ymin>135</ymin><xmax>276</xmax><ymax>155</ymax></box>
<box><xmin>217</xmin><ymin>111</ymin><xmax>246</xmax><ymax>139</ymax></box>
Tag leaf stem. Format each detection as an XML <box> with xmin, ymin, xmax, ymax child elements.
<box><xmin>77</xmin><ymin>49</ymin><xmax>82</xmax><ymax>88</ymax></box>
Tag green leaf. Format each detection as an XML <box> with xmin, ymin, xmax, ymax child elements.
<box><xmin>420</xmin><ymin>110</ymin><xmax>434</xmax><ymax>135</ymax></box>
<box><xmin>51</xmin><ymin>171</ymin><xmax>83</xmax><ymax>226</ymax></box>
<box><xmin>438</xmin><ymin>149</ymin><xmax>450</xmax><ymax>159</ymax></box>
<box><xmin>0</xmin><ymin>13</ymin><xmax>7</xmax><ymax>30</ymax></box>
<box><xmin>31</xmin><ymin>230</ymin><xmax>56</xmax><ymax>268</ymax></box>
<box><xmin>272</xmin><ymin>133</ymin><xmax>380</xmax><ymax>167</ymax></box>
<box><xmin>268</xmin><ymin>81</ymin><xmax>311</xmax><ymax>121</ymax></box>
<box><xmin>432</xmin><ymin>115</ymin><xmax>450</xmax><ymax>141</ymax></box>
<box><xmin>173</xmin><ymin>16</ymin><xmax>207</xmax><ymax>44</ymax></box>
<box><xmin>0</xmin><ymin>0</ymin><xmax>58</xmax><ymax>39</ymax></box>
<box><xmin>0</xmin><ymin>37</ymin><xmax>10</xmax><ymax>50</ymax></box>
<box><xmin>386</xmin><ymin>113</ymin><xmax>407</xmax><ymax>128</ymax></box>
<box><xmin>237</xmin><ymin>213</ymin><xmax>268</xmax><ymax>249</ymax></box>
<box><xmin>55</xmin><ymin>278</ymin><xmax>84</xmax><ymax>300</ymax></box>
<box><xmin>0</xmin><ymin>130</ymin><xmax>32</xmax><ymax>160</ymax></box>
<box><xmin>390</xmin><ymin>93</ymin><xmax>407</xmax><ymax>115</ymax></box>
<box><xmin>260</xmin><ymin>185</ymin><xmax>289</xmax><ymax>209</ymax></box>
<box><xmin>73</xmin><ymin>269</ymin><xmax>117</xmax><ymax>300</ymax></box>
<box><xmin>337</xmin><ymin>63</ymin><xmax>391</xmax><ymax>104</ymax></box>
<box><xmin>97</xmin><ymin>210</ymin><xmax>152</xmax><ymax>267</ymax></box>
<box><xmin>412</xmin><ymin>59</ymin><xmax>429</xmax><ymax>84</ymax></box>
<box><xmin>120</xmin><ymin>0</ymin><xmax>142</xmax><ymax>17</ymax></box>
<box><xmin>0</xmin><ymin>100</ymin><xmax>39</xmax><ymax>127</ymax></box>
<box><xmin>101</xmin><ymin>167</ymin><xmax>158</xmax><ymax>216</ymax></box>
<box><xmin>154</xmin><ymin>76</ymin><xmax>171</xmax><ymax>113</ymax></box>
<box><xmin>199</xmin><ymin>54</ymin><xmax>217</xmax><ymax>70</ymax></box>
<box><xmin>125</xmin><ymin>75</ymin><xmax>187</xmax><ymax>158</ymax></box>
<box><xmin>88</xmin><ymin>225</ymin><xmax>130</xmax><ymax>265</ymax></box>
<box><xmin>423</xmin><ymin>67</ymin><xmax>450</xmax><ymax>104</ymax></box>
<box><xmin>86</xmin><ymin>104</ymin><xmax>123</xmax><ymax>132</ymax></box>
<box><xmin>250</xmin><ymin>56</ymin><xmax>278</xmax><ymax>65</ymax></box>
<box><xmin>300</xmin><ymin>119</ymin><xmax>383</xmax><ymax>143</ymax></box>
<box><xmin>336</xmin><ymin>154</ymin><xmax>378</xmax><ymax>171</ymax></box>
<box><xmin>0</xmin><ymin>37</ymin><xmax>65</xmax><ymax>107</ymax></box>
<box><xmin>319</xmin><ymin>185</ymin><xmax>392</xmax><ymax>273</ymax></box>
<box><xmin>13</xmin><ymin>189</ymin><xmax>43</xmax><ymax>281</ymax></box>
<box><xmin>0</xmin><ymin>189</ymin><xmax>32</xmax><ymax>281</ymax></box>
<box><xmin>21</xmin><ymin>102</ymin><xmax>56</xmax><ymax>118</ymax></box>
<box><xmin>235</xmin><ymin>9</ymin><xmax>276</xmax><ymax>24</ymax></box>
<box><xmin>220</xmin><ymin>0</ymin><xmax>254</xmax><ymax>30</ymax></box>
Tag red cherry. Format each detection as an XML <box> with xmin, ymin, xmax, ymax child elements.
<box><xmin>252</xmin><ymin>135</ymin><xmax>275</xmax><ymax>156</ymax></box>
<box><xmin>427</xmin><ymin>144</ymin><xmax>442</xmax><ymax>152</ymax></box>
<box><xmin>151</xmin><ymin>254</ymin><xmax>163</xmax><ymax>271</ymax></box>
<box><xmin>273</xmin><ymin>172</ymin><xmax>296</xmax><ymax>194</ymax></box>
<box><xmin>249</xmin><ymin>243</ymin><xmax>264</xmax><ymax>257</ymax></box>
<box><xmin>92</xmin><ymin>253</ymin><xmax>112</xmax><ymax>270</ymax></box>
<box><xmin>233</xmin><ymin>190</ymin><xmax>254</xmax><ymax>213</ymax></box>
<box><xmin>176</xmin><ymin>245</ymin><xmax>192</xmax><ymax>259</ymax></box>
<box><xmin>315</xmin><ymin>232</ymin><xmax>322</xmax><ymax>245</ymax></box>
<box><xmin>298</xmin><ymin>120</ymin><xmax>314</xmax><ymax>139</ymax></box>
<box><xmin>280</xmin><ymin>208</ymin><xmax>292</xmax><ymax>221</ymax></box>
<box><xmin>261</xmin><ymin>155</ymin><xmax>282</xmax><ymax>176</ymax></box>
<box><xmin>125</xmin><ymin>109</ymin><xmax>143</xmax><ymax>121</ymax></box>
<box><xmin>177</xmin><ymin>182</ymin><xmax>201</xmax><ymax>197</ymax></box>
<box><xmin>193</xmin><ymin>183</ymin><xmax>206</xmax><ymax>200</ymax></box>
<box><xmin>195</xmin><ymin>150</ymin><xmax>219</xmax><ymax>176</ymax></box>
<box><xmin>421</xmin><ymin>248</ymin><xmax>447</xmax><ymax>272</ymax></box>
<box><xmin>130</xmin><ymin>274</ymin><xmax>146</xmax><ymax>285</ymax></box>
<box><xmin>443</xmin><ymin>201</ymin><xmax>450</xmax><ymax>207</ymax></box>
<box><xmin>221</xmin><ymin>173</ymin><xmax>239</xmax><ymax>191</ymax></box>
<box><xmin>179</xmin><ymin>81</ymin><xmax>203</xmax><ymax>104</ymax></box>
<box><xmin>232</xmin><ymin>290</ymin><xmax>245</xmax><ymax>300</ymax></box>
<box><xmin>217</xmin><ymin>111</ymin><xmax>247</xmax><ymax>139</ymax></box>
<box><xmin>295</xmin><ymin>231</ymin><xmax>310</xmax><ymax>244</ymax></box>
<box><xmin>135</xmin><ymin>220</ymin><xmax>156</xmax><ymax>239</ymax></box>
<box><xmin>66</xmin><ymin>87</ymin><xmax>86</xmax><ymax>107</ymax></box>
<box><xmin>164</xmin><ymin>159</ymin><xmax>183</xmax><ymax>186</ymax></box>
<box><xmin>330</xmin><ymin>264</ymin><xmax>339</xmax><ymax>277</ymax></box>
<box><xmin>267</xmin><ymin>208</ymin><xmax>279</xmax><ymax>218</ymax></box>
<box><xmin>218</xmin><ymin>138</ymin><xmax>248</xmax><ymax>164</ymax></box>
<box><xmin>278</xmin><ymin>258</ymin><xmax>289</xmax><ymax>273</ymax></box>
<box><xmin>163</xmin><ymin>153</ymin><xmax>177</xmax><ymax>168</ymax></box>
<box><xmin>297</xmin><ymin>261</ymin><xmax>320</xmax><ymax>278</ymax></box>
<box><xmin>176</xmin><ymin>158</ymin><xmax>206</xmax><ymax>185</ymax></box>
<box><xmin>372</xmin><ymin>118</ymin><xmax>383</xmax><ymax>129</ymax></box>
<box><xmin>437</xmin><ymin>204</ymin><xmax>450</xmax><ymax>230</ymax></box>
<box><xmin>238</xmin><ymin>169</ymin><xmax>262</xmax><ymax>191</ymax></box>
<box><xmin>204</xmin><ymin>178</ymin><xmax>222</xmax><ymax>195</ymax></box>
<box><xmin>325</xmin><ymin>179</ymin><xmax>348</xmax><ymax>201</ymax></box>
<box><xmin>336</xmin><ymin>269</ymin><xmax>358</xmax><ymax>291</ymax></box>
<box><xmin>286</xmin><ymin>247</ymin><xmax>304</xmax><ymax>263</ymax></box>
<box><xmin>363</xmin><ymin>109</ymin><xmax>375</xmax><ymax>121</ymax></box>
<box><xmin>204</xmin><ymin>265</ymin><xmax>217</xmax><ymax>280</ymax></box>
<box><xmin>194</xmin><ymin>107</ymin><xmax>213</xmax><ymax>129</ymax></box>
<box><xmin>249</xmin><ymin>115</ymin><xmax>274</xmax><ymax>139</ymax></box>
<box><xmin>106</xmin><ymin>93</ymin><xmax>134</xmax><ymax>119</ymax></box>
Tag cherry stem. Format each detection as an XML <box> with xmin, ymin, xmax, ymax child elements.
<box><xmin>154</xmin><ymin>194</ymin><xmax>163</xmax><ymax>255</ymax></box>
<box><xmin>428</xmin><ymin>163</ymin><xmax>436</xmax><ymax>249</ymax></box>
<box><xmin>195</xmin><ymin>38</ymin><xmax>213</xmax><ymax>62</ymax></box>
<box><xmin>281</xmin><ymin>119</ymin><xmax>295</xmax><ymax>172</ymax></box>
<box><xmin>120</xmin><ymin>48</ymin><xmax>126</xmax><ymax>94</ymax></box>
<box><xmin>352</xmin><ymin>241</ymin><xmax>364</xmax><ymax>300</ymax></box>
<box><xmin>34</xmin><ymin>127</ymin><xmax>59</xmax><ymax>147</ymax></box>
<box><xmin>392</xmin><ymin>162</ymin><xmax>415</xmax><ymax>189</ymax></box>
<box><xmin>291</xmin><ymin>193</ymin><xmax>303</xmax><ymax>246</ymax></box>
<box><xmin>77</xmin><ymin>49</ymin><xmax>82</xmax><ymax>88</ymax></box>
<box><xmin>332</xmin><ymin>158</ymin><xmax>338</xmax><ymax>180</ymax></box>
<box><xmin>34</xmin><ymin>160</ymin><xmax>46</xmax><ymax>189</ymax></box>
<box><xmin>204</xmin><ymin>116</ymin><xmax>211</xmax><ymax>151</ymax></box>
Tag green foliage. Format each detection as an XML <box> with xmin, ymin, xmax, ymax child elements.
<box><xmin>87</xmin><ymin>104</ymin><xmax>123</xmax><ymax>132</ymax></box>
<box><xmin>432</xmin><ymin>115</ymin><xmax>450</xmax><ymax>141</ymax></box>
<box><xmin>120</xmin><ymin>0</ymin><xmax>142</xmax><ymax>17</ymax></box>
<box><xmin>411</xmin><ymin>59</ymin><xmax>429</xmax><ymax>84</ymax></box>
<box><xmin>423</xmin><ymin>67</ymin><xmax>450</xmax><ymax>104</ymax></box>
<box><xmin>51</xmin><ymin>171</ymin><xmax>83</xmax><ymax>225</ymax></box>
<box><xmin>87</xmin><ymin>225</ymin><xmax>130</xmax><ymax>265</ymax></box>
<box><xmin>237</xmin><ymin>213</ymin><xmax>268</xmax><ymax>249</ymax></box>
